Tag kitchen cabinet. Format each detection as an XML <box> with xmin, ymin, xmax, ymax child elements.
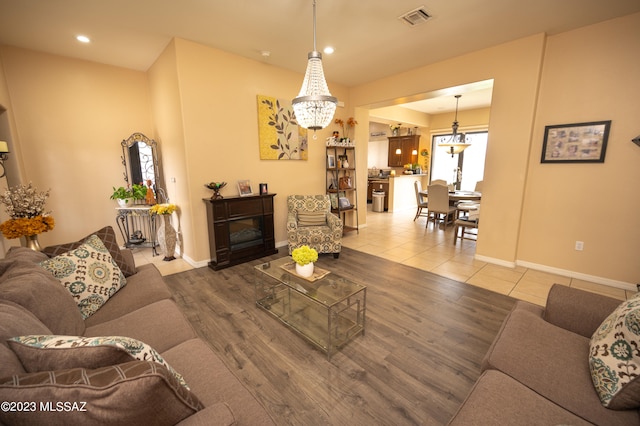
<box><xmin>387</xmin><ymin>135</ymin><xmax>420</xmax><ymax>167</ymax></box>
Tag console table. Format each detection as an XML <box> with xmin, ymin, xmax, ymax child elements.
<box><xmin>203</xmin><ymin>194</ymin><xmax>277</xmax><ymax>270</ymax></box>
<box><xmin>115</xmin><ymin>205</ymin><xmax>158</xmax><ymax>255</ymax></box>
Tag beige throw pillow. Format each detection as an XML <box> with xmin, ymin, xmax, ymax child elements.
<box><xmin>298</xmin><ymin>211</ymin><xmax>327</xmax><ymax>226</ymax></box>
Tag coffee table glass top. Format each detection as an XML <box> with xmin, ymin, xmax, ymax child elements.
<box><xmin>254</xmin><ymin>256</ymin><xmax>365</xmax><ymax>307</ymax></box>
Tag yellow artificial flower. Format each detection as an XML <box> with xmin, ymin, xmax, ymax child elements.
<box><xmin>149</xmin><ymin>203</ymin><xmax>177</xmax><ymax>215</ymax></box>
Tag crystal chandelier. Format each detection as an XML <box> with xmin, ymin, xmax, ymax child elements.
<box><xmin>439</xmin><ymin>95</ymin><xmax>471</xmax><ymax>157</ymax></box>
<box><xmin>292</xmin><ymin>0</ymin><xmax>337</xmax><ymax>132</ymax></box>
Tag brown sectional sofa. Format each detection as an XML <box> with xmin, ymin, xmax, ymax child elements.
<box><xmin>0</xmin><ymin>232</ymin><xmax>274</xmax><ymax>425</ymax></box>
<box><xmin>449</xmin><ymin>284</ymin><xmax>640</xmax><ymax>425</ymax></box>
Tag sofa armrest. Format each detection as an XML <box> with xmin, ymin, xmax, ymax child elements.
<box><xmin>286</xmin><ymin>212</ymin><xmax>298</xmax><ymax>232</ymax></box>
<box><xmin>543</xmin><ymin>284</ymin><xmax>623</xmax><ymax>338</ymax></box>
<box><xmin>326</xmin><ymin>212</ymin><xmax>343</xmax><ymax>232</ymax></box>
<box><xmin>120</xmin><ymin>248</ymin><xmax>137</xmax><ymax>273</ymax></box>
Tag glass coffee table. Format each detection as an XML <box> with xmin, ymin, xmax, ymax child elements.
<box><xmin>254</xmin><ymin>257</ymin><xmax>366</xmax><ymax>360</ymax></box>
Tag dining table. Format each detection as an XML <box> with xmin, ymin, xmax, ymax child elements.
<box><xmin>419</xmin><ymin>190</ymin><xmax>482</xmax><ymax>203</ymax></box>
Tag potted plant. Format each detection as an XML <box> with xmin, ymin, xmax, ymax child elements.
<box><xmin>131</xmin><ymin>183</ymin><xmax>148</xmax><ymax>201</ymax></box>
<box><xmin>110</xmin><ymin>186</ymin><xmax>133</xmax><ymax>207</ymax></box>
<box><xmin>291</xmin><ymin>245</ymin><xmax>318</xmax><ymax>278</ymax></box>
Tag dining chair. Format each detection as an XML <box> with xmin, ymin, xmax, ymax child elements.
<box><xmin>431</xmin><ymin>179</ymin><xmax>447</xmax><ymax>186</ymax></box>
<box><xmin>413</xmin><ymin>180</ymin><xmax>429</xmax><ymax>221</ymax></box>
<box><xmin>454</xmin><ymin>205</ymin><xmax>480</xmax><ymax>244</ymax></box>
<box><xmin>474</xmin><ymin>180</ymin><xmax>483</xmax><ymax>192</ymax></box>
<box><xmin>426</xmin><ymin>184</ymin><xmax>457</xmax><ymax>229</ymax></box>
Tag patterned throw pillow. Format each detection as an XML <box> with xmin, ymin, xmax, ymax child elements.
<box><xmin>41</xmin><ymin>226</ymin><xmax>136</xmax><ymax>277</ymax></box>
<box><xmin>39</xmin><ymin>235</ymin><xmax>126</xmax><ymax>319</ymax></box>
<box><xmin>589</xmin><ymin>292</ymin><xmax>640</xmax><ymax>409</ymax></box>
<box><xmin>0</xmin><ymin>360</ymin><xmax>203</xmax><ymax>425</ymax></box>
<box><xmin>8</xmin><ymin>335</ymin><xmax>190</xmax><ymax>389</ymax></box>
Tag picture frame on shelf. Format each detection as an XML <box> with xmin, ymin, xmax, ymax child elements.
<box><xmin>237</xmin><ymin>180</ymin><xmax>253</xmax><ymax>196</ymax></box>
<box><xmin>329</xmin><ymin>193</ymin><xmax>338</xmax><ymax>210</ymax></box>
<box><xmin>327</xmin><ymin>154</ymin><xmax>336</xmax><ymax>168</ymax></box>
<box><xmin>541</xmin><ymin>120</ymin><xmax>611</xmax><ymax>163</ymax></box>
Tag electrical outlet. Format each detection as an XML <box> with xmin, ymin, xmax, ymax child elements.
<box><xmin>575</xmin><ymin>241</ymin><xmax>584</xmax><ymax>251</ymax></box>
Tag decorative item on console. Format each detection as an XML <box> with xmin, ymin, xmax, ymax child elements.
<box><xmin>390</xmin><ymin>123</ymin><xmax>401</xmax><ymax>136</ymax></box>
<box><xmin>205</xmin><ymin>182</ymin><xmax>227</xmax><ymax>199</ymax></box>
<box><xmin>150</xmin><ymin>203</ymin><xmax>178</xmax><ymax>261</ymax></box>
<box><xmin>0</xmin><ymin>182</ymin><xmax>54</xmax><ymax>251</ymax></box>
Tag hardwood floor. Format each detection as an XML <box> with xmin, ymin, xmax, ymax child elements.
<box><xmin>163</xmin><ymin>247</ymin><xmax>517</xmax><ymax>425</ymax></box>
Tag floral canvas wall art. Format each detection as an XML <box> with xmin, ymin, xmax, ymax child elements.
<box><xmin>257</xmin><ymin>95</ymin><xmax>308</xmax><ymax>160</ymax></box>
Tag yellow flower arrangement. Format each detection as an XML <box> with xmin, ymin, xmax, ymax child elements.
<box><xmin>291</xmin><ymin>245</ymin><xmax>318</xmax><ymax>266</ymax></box>
<box><xmin>149</xmin><ymin>203</ymin><xmax>177</xmax><ymax>215</ymax></box>
<box><xmin>0</xmin><ymin>216</ymin><xmax>55</xmax><ymax>239</ymax></box>
<box><xmin>0</xmin><ymin>183</ymin><xmax>54</xmax><ymax>239</ymax></box>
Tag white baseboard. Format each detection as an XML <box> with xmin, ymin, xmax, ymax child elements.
<box><xmin>475</xmin><ymin>254</ymin><xmax>636</xmax><ymax>292</ymax></box>
<box><xmin>516</xmin><ymin>260</ymin><xmax>636</xmax><ymax>292</ymax></box>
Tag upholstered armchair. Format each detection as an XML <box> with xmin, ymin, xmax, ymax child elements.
<box><xmin>287</xmin><ymin>195</ymin><xmax>343</xmax><ymax>258</ymax></box>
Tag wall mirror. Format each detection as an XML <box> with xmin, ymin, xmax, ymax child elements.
<box><xmin>121</xmin><ymin>132</ymin><xmax>166</xmax><ymax>202</ymax></box>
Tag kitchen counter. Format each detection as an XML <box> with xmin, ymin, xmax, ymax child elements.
<box><xmin>387</xmin><ymin>174</ymin><xmax>428</xmax><ymax>212</ymax></box>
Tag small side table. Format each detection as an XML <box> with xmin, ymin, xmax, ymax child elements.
<box><xmin>115</xmin><ymin>205</ymin><xmax>158</xmax><ymax>255</ymax></box>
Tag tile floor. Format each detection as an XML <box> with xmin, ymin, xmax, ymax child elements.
<box><xmin>341</xmin><ymin>205</ymin><xmax>634</xmax><ymax>306</ymax></box>
<box><xmin>134</xmin><ymin>204</ymin><xmax>633</xmax><ymax>307</ymax></box>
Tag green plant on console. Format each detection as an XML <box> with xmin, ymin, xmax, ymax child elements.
<box><xmin>110</xmin><ymin>186</ymin><xmax>133</xmax><ymax>200</ymax></box>
<box><xmin>131</xmin><ymin>183</ymin><xmax>147</xmax><ymax>200</ymax></box>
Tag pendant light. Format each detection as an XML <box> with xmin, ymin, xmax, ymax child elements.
<box><xmin>439</xmin><ymin>95</ymin><xmax>471</xmax><ymax>157</ymax></box>
<box><xmin>292</xmin><ymin>0</ymin><xmax>337</xmax><ymax>133</ymax></box>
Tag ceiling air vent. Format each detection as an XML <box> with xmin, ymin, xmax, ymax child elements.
<box><xmin>398</xmin><ymin>7</ymin><xmax>432</xmax><ymax>27</ymax></box>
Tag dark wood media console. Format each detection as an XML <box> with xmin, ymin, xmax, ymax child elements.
<box><xmin>204</xmin><ymin>194</ymin><xmax>277</xmax><ymax>270</ymax></box>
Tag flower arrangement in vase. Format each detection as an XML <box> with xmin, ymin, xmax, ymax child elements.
<box><xmin>390</xmin><ymin>123</ymin><xmax>401</xmax><ymax>136</ymax></box>
<box><xmin>0</xmin><ymin>182</ymin><xmax>54</xmax><ymax>251</ymax></box>
<box><xmin>334</xmin><ymin>117</ymin><xmax>358</xmax><ymax>146</ymax></box>
<box><xmin>150</xmin><ymin>203</ymin><xmax>178</xmax><ymax>261</ymax></box>
<box><xmin>291</xmin><ymin>245</ymin><xmax>318</xmax><ymax>278</ymax></box>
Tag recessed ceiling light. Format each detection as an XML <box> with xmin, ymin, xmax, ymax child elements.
<box><xmin>76</xmin><ymin>35</ymin><xmax>91</xmax><ymax>43</ymax></box>
<box><xmin>323</xmin><ymin>46</ymin><xmax>334</xmax><ymax>55</ymax></box>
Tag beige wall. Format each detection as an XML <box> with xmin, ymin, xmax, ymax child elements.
<box><xmin>352</xmin><ymin>33</ymin><xmax>547</xmax><ymax>269</ymax></box>
<box><xmin>0</xmin><ymin>12</ymin><xmax>637</xmax><ymax>288</ymax></box>
<box><xmin>148</xmin><ymin>38</ymin><xmax>350</xmax><ymax>265</ymax></box>
<box><xmin>0</xmin><ymin>46</ymin><xmax>153</xmax><ymax>250</ymax></box>
<box><xmin>518</xmin><ymin>13</ymin><xmax>640</xmax><ymax>284</ymax></box>
<box><xmin>351</xmin><ymin>13</ymin><xmax>640</xmax><ymax>287</ymax></box>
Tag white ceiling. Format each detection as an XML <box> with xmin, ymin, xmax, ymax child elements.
<box><xmin>0</xmin><ymin>0</ymin><xmax>638</xmax><ymax>113</ymax></box>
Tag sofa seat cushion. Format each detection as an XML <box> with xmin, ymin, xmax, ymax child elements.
<box><xmin>8</xmin><ymin>334</ymin><xmax>191</xmax><ymax>389</ymax></box>
<box><xmin>161</xmin><ymin>338</ymin><xmax>275</xmax><ymax>425</ymax></box>
<box><xmin>0</xmin><ymin>300</ymin><xmax>53</xmax><ymax>377</ymax></box>
<box><xmin>0</xmin><ymin>360</ymin><xmax>203</xmax><ymax>426</ymax></box>
<box><xmin>42</xmin><ymin>225</ymin><xmax>136</xmax><ymax>277</ymax></box>
<box><xmin>84</xmin><ymin>299</ymin><xmax>197</xmax><ymax>353</ymax></box>
<box><xmin>448</xmin><ymin>370</ymin><xmax>593</xmax><ymax>425</ymax></box>
<box><xmin>482</xmin><ymin>307</ymin><xmax>640</xmax><ymax>426</ymax></box>
<box><xmin>84</xmin><ymin>263</ymin><xmax>172</xmax><ymax>327</ymax></box>
<box><xmin>0</xmin><ymin>250</ymin><xmax>85</xmax><ymax>336</ymax></box>
<box><xmin>176</xmin><ymin>403</ymin><xmax>235</xmax><ymax>426</ymax></box>
<box><xmin>590</xmin><ymin>292</ymin><xmax>640</xmax><ymax>409</ymax></box>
